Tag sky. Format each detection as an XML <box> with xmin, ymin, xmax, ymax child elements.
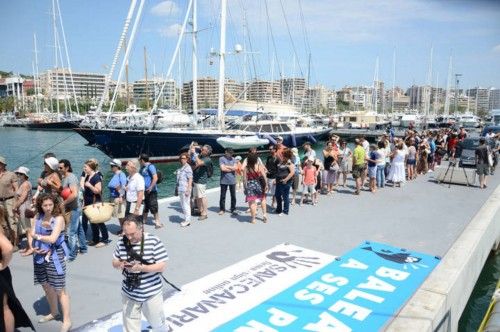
<box><xmin>1</xmin><ymin>0</ymin><xmax>499</xmax><ymax>90</ymax></box>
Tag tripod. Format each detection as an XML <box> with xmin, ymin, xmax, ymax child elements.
<box><xmin>440</xmin><ymin>158</ymin><xmax>471</xmax><ymax>187</ymax></box>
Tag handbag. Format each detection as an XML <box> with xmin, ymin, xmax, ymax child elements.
<box><xmin>83</xmin><ymin>192</ymin><xmax>114</xmax><ymax>224</ymax></box>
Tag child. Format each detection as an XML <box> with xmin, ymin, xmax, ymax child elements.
<box><xmin>300</xmin><ymin>156</ymin><xmax>318</xmax><ymax>205</ymax></box>
<box><xmin>366</xmin><ymin>144</ymin><xmax>380</xmax><ymax>193</ymax></box>
<box><xmin>235</xmin><ymin>156</ymin><xmax>243</xmax><ymax>191</ymax></box>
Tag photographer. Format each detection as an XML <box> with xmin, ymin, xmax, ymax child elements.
<box><xmin>190</xmin><ymin>144</ymin><xmax>213</xmax><ymax>221</ymax></box>
<box><xmin>112</xmin><ymin>216</ymin><xmax>168</xmax><ymax>331</ymax></box>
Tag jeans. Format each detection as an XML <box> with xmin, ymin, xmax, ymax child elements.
<box><xmin>219</xmin><ymin>184</ymin><xmax>236</xmax><ymax>212</ymax></box>
<box><xmin>275</xmin><ymin>182</ymin><xmax>291</xmax><ymax>214</ymax></box>
<box><xmin>67</xmin><ymin>208</ymin><xmax>87</xmax><ymax>258</ymax></box>
<box><xmin>376</xmin><ymin>165</ymin><xmax>385</xmax><ymax>188</ymax></box>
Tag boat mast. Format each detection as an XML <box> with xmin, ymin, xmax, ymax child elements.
<box><xmin>52</xmin><ymin>0</ymin><xmax>60</xmax><ymax>119</ymax></box>
<box><xmin>444</xmin><ymin>55</ymin><xmax>452</xmax><ymax>116</ymax></box>
<box><xmin>97</xmin><ymin>0</ymin><xmax>138</xmax><ymax>114</ymax></box>
<box><xmin>425</xmin><ymin>46</ymin><xmax>433</xmax><ymax>117</ymax></box>
<box><xmin>217</xmin><ymin>0</ymin><xmax>227</xmax><ymax>131</ymax></box>
<box><xmin>242</xmin><ymin>8</ymin><xmax>247</xmax><ymax>101</ymax></box>
<box><xmin>434</xmin><ymin>72</ymin><xmax>439</xmax><ymax>115</ymax></box>
<box><xmin>192</xmin><ymin>0</ymin><xmax>198</xmax><ymax>120</ymax></box>
<box><xmin>178</xmin><ymin>34</ymin><xmax>182</xmax><ymax>110</ymax></box>
<box><xmin>391</xmin><ymin>47</ymin><xmax>395</xmax><ymax>113</ymax></box>
<box><xmin>33</xmin><ymin>33</ymin><xmax>41</xmax><ymax>114</ymax></box>
<box><xmin>373</xmin><ymin>56</ymin><xmax>379</xmax><ymax>113</ymax></box>
<box><xmin>144</xmin><ymin>46</ymin><xmax>149</xmax><ymax>110</ymax></box>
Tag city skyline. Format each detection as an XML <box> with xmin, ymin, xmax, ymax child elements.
<box><xmin>0</xmin><ymin>0</ymin><xmax>499</xmax><ymax>90</ymax></box>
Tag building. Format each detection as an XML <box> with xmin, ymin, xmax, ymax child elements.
<box><xmin>279</xmin><ymin>78</ymin><xmax>306</xmax><ymax>108</ymax></box>
<box><xmin>0</xmin><ymin>76</ymin><xmax>24</xmax><ymax>98</ymax></box>
<box><xmin>246</xmin><ymin>80</ymin><xmax>281</xmax><ymax>103</ymax></box>
<box><xmin>327</xmin><ymin>90</ymin><xmax>337</xmax><ymax>112</ymax></box>
<box><xmin>303</xmin><ymin>85</ymin><xmax>330</xmax><ymax>112</ymax></box>
<box><xmin>373</xmin><ymin>80</ymin><xmax>384</xmax><ymax>112</ymax></box>
<box><xmin>132</xmin><ymin>78</ymin><xmax>176</xmax><ymax>108</ymax></box>
<box><xmin>385</xmin><ymin>87</ymin><xmax>410</xmax><ymax>112</ymax></box>
<box><xmin>39</xmin><ymin>68</ymin><xmax>106</xmax><ymax>100</ymax></box>
<box><xmin>489</xmin><ymin>88</ymin><xmax>500</xmax><ymax>111</ymax></box>
<box><xmin>182</xmin><ymin>77</ymin><xmax>243</xmax><ymax>110</ymax></box>
<box><xmin>467</xmin><ymin>87</ymin><xmax>490</xmax><ymax>112</ymax></box>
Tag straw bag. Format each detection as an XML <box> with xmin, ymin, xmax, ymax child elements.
<box><xmin>83</xmin><ymin>202</ymin><xmax>115</xmax><ymax>224</ymax></box>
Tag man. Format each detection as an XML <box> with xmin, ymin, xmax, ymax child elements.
<box><xmin>59</xmin><ymin>159</ymin><xmax>88</xmax><ymax>261</ymax></box>
<box><xmin>475</xmin><ymin>138</ymin><xmax>490</xmax><ymax>189</ymax></box>
<box><xmin>352</xmin><ymin>139</ymin><xmax>367</xmax><ymax>195</ymax></box>
<box><xmin>0</xmin><ymin>155</ymin><xmax>19</xmax><ymax>245</ymax></box>
<box><xmin>139</xmin><ymin>154</ymin><xmax>163</xmax><ymax>229</ymax></box>
<box><xmin>125</xmin><ymin>159</ymin><xmax>145</xmax><ymax>218</ymax></box>
<box><xmin>112</xmin><ymin>216</ymin><xmax>168</xmax><ymax>332</ymax></box>
<box><xmin>458</xmin><ymin>127</ymin><xmax>467</xmax><ymax>141</ymax></box>
<box><xmin>191</xmin><ymin>144</ymin><xmax>213</xmax><ymax>220</ymax></box>
<box><xmin>265</xmin><ymin>146</ymin><xmax>279</xmax><ymax>209</ymax></box>
<box><xmin>303</xmin><ymin>142</ymin><xmax>316</xmax><ymax>160</ymax></box>
<box><xmin>218</xmin><ymin>148</ymin><xmax>237</xmax><ymax>215</ymax></box>
<box><xmin>275</xmin><ymin>136</ymin><xmax>286</xmax><ymax>160</ymax></box>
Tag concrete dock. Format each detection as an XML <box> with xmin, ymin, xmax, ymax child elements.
<box><xmin>9</xmin><ymin>166</ymin><xmax>500</xmax><ymax>331</ymax></box>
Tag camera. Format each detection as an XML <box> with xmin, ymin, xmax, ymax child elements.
<box><xmin>122</xmin><ymin>268</ymin><xmax>141</xmax><ymax>291</ymax></box>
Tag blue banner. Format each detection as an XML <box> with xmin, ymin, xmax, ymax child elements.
<box><xmin>215</xmin><ymin>241</ymin><xmax>440</xmax><ymax>332</ymax></box>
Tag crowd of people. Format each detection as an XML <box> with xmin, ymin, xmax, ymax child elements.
<box><xmin>0</xmin><ymin>126</ymin><xmax>498</xmax><ymax>331</ymax></box>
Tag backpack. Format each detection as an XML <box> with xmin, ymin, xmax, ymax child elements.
<box><xmin>144</xmin><ymin>164</ymin><xmax>164</xmax><ymax>184</ymax></box>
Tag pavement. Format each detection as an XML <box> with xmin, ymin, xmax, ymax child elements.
<box><xmin>9</xmin><ymin>166</ymin><xmax>500</xmax><ymax>331</ymax></box>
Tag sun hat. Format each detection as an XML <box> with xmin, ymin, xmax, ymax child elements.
<box><xmin>276</xmin><ymin>136</ymin><xmax>284</xmax><ymax>141</ymax></box>
<box><xmin>307</xmin><ymin>156</ymin><xmax>314</xmax><ymax>162</ymax></box>
<box><xmin>109</xmin><ymin>159</ymin><xmax>122</xmax><ymax>168</ymax></box>
<box><xmin>14</xmin><ymin>166</ymin><xmax>30</xmax><ymax>178</ymax></box>
<box><xmin>0</xmin><ymin>156</ymin><xmax>6</xmax><ymax>165</ymax></box>
<box><xmin>44</xmin><ymin>157</ymin><xmax>59</xmax><ymax>171</ymax></box>
<box><xmin>235</xmin><ymin>156</ymin><xmax>242</xmax><ymax>161</ymax></box>
<box><xmin>291</xmin><ymin>147</ymin><xmax>299</xmax><ymax>155</ymax></box>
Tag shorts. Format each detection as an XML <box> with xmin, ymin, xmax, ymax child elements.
<box><xmin>368</xmin><ymin>166</ymin><xmax>377</xmax><ymax>178</ymax></box>
<box><xmin>112</xmin><ymin>199</ymin><xmax>126</xmax><ymax>219</ymax></box>
<box><xmin>267</xmin><ymin>178</ymin><xmax>276</xmax><ymax>195</ymax></box>
<box><xmin>407</xmin><ymin>159</ymin><xmax>416</xmax><ymax>166</ymax></box>
<box><xmin>477</xmin><ymin>164</ymin><xmax>489</xmax><ymax>176</ymax></box>
<box><xmin>193</xmin><ymin>183</ymin><xmax>207</xmax><ymax>199</ymax></box>
<box><xmin>427</xmin><ymin>153</ymin><xmax>434</xmax><ymax>163</ymax></box>
<box><xmin>302</xmin><ymin>184</ymin><xmax>316</xmax><ymax>194</ymax></box>
<box><xmin>352</xmin><ymin>164</ymin><xmax>366</xmax><ymax>179</ymax></box>
<box><xmin>144</xmin><ymin>191</ymin><xmax>159</xmax><ymax>214</ymax></box>
<box><xmin>292</xmin><ymin>174</ymin><xmax>300</xmax><ymax>191</ymax></box>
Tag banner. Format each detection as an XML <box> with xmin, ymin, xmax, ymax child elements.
<box><xmin>76</xmin><ymin>242</ymin><xmax>439</xmax><ymax>331</ymax></box>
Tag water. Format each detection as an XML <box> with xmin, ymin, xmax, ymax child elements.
<box><xmin>459</xmin><ymin>252</ymin><xmax>500</xmax><ymax>331</ymax></box>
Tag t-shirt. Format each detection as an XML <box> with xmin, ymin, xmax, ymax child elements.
<box><xmin>83</xmin><ymin>173</ymin><xmax>102</xmax><ymax>206</ymax></box>
<box><xmin>193</xmin><ymin>156</ymin><xmax>212</xmax><ymax>185</ymax></box>
<box><xmin>113</xmin><ymin>233</ymin><xmax>169</xmax><ymax>302</ymax></box>
<box><xmin>140</xmin><ymin>163</ymin><xmax>157</xmax><ymax>192</ymax></box>
<box><xmin>304</xmin><ymin>150</ymin><xmax>316</xmax><ymax>160</ymax></box>
<box><xmin>368</xmin><ymin>151</ymin><xmax>379</xmax><ymax>168</ymax></box>
<box><xmin>408</xmin><ymin>146</ymin><xmax>417</xmax><ymax>160</ymax></box>
<box><xmin>353</xmin><ymin>146</ymin><xmax>366</xmax><ymax>166</ymax></box>
<box><xmin>126</xmin><ymin>173</ymin><xmax>145</xmax><ymax>203</ymax></box>
<box><xmin>108</xmin><ymin>171</ymin><xmax>127</xmax><ymax>199</ymax></box>
<box><xmin>476</xmin><ymin>145</ymin><xmax>489</xmax><ymax>165</ymax></box>
<box><xmin>303</xmin><ymin>166</ymin><xmax>316</xmax><ymax>185</ymax></box>
<box><xmin>265</xmin><ymin>156</ymin><xmax>279</xmax><ymax>179</ymax></box>
<box><xmin>0</xmin><ymin>171</ymin><xmax>17</xmax><ymax>199</ymax></box>
<box><xmin>219</xmin><ymin>156</ymin><xmax>236</xmax><ymax>185</ymax></box>
<box><xmin>376</xmin><ymin>149</ymin><xmax>386</xmax><ymax>166</ymax></box>
<box><xmin>62</xmin><ymin>173</ymin><xmax>79</xmax><ymax>210</ymax></box>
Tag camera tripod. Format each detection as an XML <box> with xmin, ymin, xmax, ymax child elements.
<box><xmin>439</xmin><ymin>158</ymin><xmax>471</xmax><ymax>188</ymax></box>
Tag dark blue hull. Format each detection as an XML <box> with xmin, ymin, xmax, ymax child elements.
<box><xmin>73</xmin><ymin>127</ymin><xmax>331</xmax><ymax>161</ymax></box>
<box><xmin>26</xmin><ymin>120</ymin><xmax>82</xmax><ymax>131</ymax></box>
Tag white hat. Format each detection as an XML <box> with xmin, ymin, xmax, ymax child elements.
<box><xmin>235</xmin><ymin>156</ymin><xmax>242</xmax><ymax>161</ymax></box>
<box><xmin>276</xmin><ymin>136</ymin><xmax>284</xmax><ymax>141</ymax></box>
<box><xmin>0</xmin><ymin>155</ymin><xmax>5</xmax><ymax>165</ymax></box>
<box><xmin>44</xmin><ymin>157</ymin><xmax>59</xmax><ymax>171</ymax></box>
<box><xmin>14</xmin><ymin>166</ymin><xmax>30</xmax><ymax>178</ymax></box>
<box><xmin>291</xmin><ymin>147</ymin><xmax>299</xmax><ymax>155</ymax></box>
<box><xmin>307</xmin><ymin>156</ymin><xmax>314</xmax><ymax>162</ymax></box>
<box><xmin>109</xmin><ymin>159</ymin><xmax>122</xmax><ymax>168</ymax></box>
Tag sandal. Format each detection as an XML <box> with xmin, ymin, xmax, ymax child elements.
<box><xmin>21</xmin><ymin>248</ymin><xmax>34</xmax><ymax>257</ymax></box>
<box><xmin>95</xmin><ymin>242</ymin><xmax>106</xmax><ymax>248</ymax></box>
<box><xmin>60</xmin><ymin>321</ymin><xmax>72</xmax><ymax>332</ymax></box>
<box><xmin>155</xmin><ymin>223</ymin><xmax>164</xmax><ymax>229</ymax></box>
<box><xmin>39</xmin><ymin>313</ymin><xmax>59</xmax><ymax>323</ymax></box>
<box><xmin>250</xmin><ymin>219</ymin><xmax>256</xmax><ymax>224</ymax></box>
<box><xmin>262</xmin><ymin>215</ymin><xmax>268</xmax><ymax>223</ymax></box>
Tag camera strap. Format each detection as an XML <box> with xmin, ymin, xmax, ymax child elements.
<box><xmin>122</xmin><ymin>234</ymin><xmax>181</xmax><ymax>292</ymax></box>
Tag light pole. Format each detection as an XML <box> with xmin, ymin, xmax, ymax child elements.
<box><xmin>454</xmin><ymin>73</ymin><xmax>462</xmax><ymax>115</ymax></box>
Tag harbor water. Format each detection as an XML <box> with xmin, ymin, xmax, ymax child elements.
<box><xmin>0</xmin><ymin>127</ymin><xmax>497</xmax><ymax>329</ymax></box>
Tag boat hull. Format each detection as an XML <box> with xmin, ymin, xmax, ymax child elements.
<box><xmin>74</xmin><ymin>127</ymin><xmax>331</xmax><ymax>161</ymax></box>
<box><xmin>26</xmin><ymin>120</ymin><xmax>82</xmax><ymax>131</ymax></box>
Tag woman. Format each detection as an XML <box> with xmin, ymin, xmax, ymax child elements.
<box><xmin>13</xmin><ymin>167</ymin><xmax>33</xmax><ymax>255</ymax></box>
<box><xmin>82</xmin><ymin>159</ymin><xmax>109</xmax><ymax>248</ymax></box>
<box><xmin>243</xmin><ymin>153</ymin><xmax>268</xmax><ymax>223</ymax></box>
<box><xmin>107</xmin><ymin>159</ymin><xmax>127</xmax><ymax>235</ymax></box>
<box><xmin>387</xmin><ymin>142</ymin><xmax>407</xmax><ymax>187</ymax></box>
<box><xmin>376</xmin><ymin>141</ymin><xmax>386</xmax><ymax>188</ymax></box>
<box><xmin>125</xmin><ymin>159</ymin><xmax>145</xmax><ymax>217</ymax></box>
<box><xmin>177</xmin><ymin>153</ymin><xmax>193</xmax><ymax>227</ymax></box>
<box><xmin>32</xmin><ymin>193</ymin><xmax>71</xmax><ymax>331</ymax></box>
<box><xmin>38</xmin><ymin>157</ymin><xmax>62</xmax><ymax>196</ymax></box>
<box><xmin>416</xmin><ymin>142</ymin><xmax>430</xmax><ymax>175</ymax></box>
<box><xmin>434</xmin><ymin>133</ymin><xmax>446</xmax><ymax>166</ymax></box>
<box><xmin>274</xmin><ymin>149</ymin><xmax>295</xmax><ymax>216</ymax></box>
<box><xmin>337</xmin><ymin>140</ymin><xmax>352</xmax><ymax>187</ymax></box>
<box><xmin>322</xmin><ymin>141</ymin><xmax>338</xmax><ymax>194</ymax></box>
<box><xmin>0</xmin><ymin>207</ymin><xmax>34</xmax><ymax>332</ymax></box>
<box><xmin>406</xmin><ymin>138</ymin><xmax>417</xmax><ymax>180</ymax></box>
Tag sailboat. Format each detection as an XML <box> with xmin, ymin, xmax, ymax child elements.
<box><xmin>74</xmin><ymin>0</ymin><xmax>330</xmax><ymax>161</ymax></box>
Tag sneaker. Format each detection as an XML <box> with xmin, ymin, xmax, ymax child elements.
<box><xmin>180</xmin><ymin>221</ymin><xmax>191</xmax><ymax>227</ymax></box>
<box><xmin>278</xmin><ymin>213</ymin><xmax>284</xmax><ymax>217</ymax></box>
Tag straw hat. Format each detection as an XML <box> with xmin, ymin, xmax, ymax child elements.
<box><xmin>14</xmin><ymin>166</ymin><xmax>30</xmax><ymax>178</ymax></box>
<box><xmin>44</xmin><ymin>157</ymin><xmax>59</xmax><ymax>171</ymax></box>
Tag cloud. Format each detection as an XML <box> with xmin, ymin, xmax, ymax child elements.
<box><xmin>493</xmin><ymin>44</ymin><xmax>500</xmax><ymax>54</ymax></box>
<box><xmin>159</xmin><ymin>23</ymin><xmax>182</xmax><ymax>38</ymax></box>
<box><xmin>151</xmin><ymin>1</ymin><xmax>178</xmax><ymax>16</ymax></box>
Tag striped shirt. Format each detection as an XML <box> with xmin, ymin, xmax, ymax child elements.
<box><xmin>113</xmin><ymin>233</ymin><xmax>169</xmax><ymax>302</ymax></box>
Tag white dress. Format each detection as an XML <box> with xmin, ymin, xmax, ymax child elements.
<box><xmin>388</xmin><ymin>150</ymin><xmax>406</xmax><ymax>183</ymax></box>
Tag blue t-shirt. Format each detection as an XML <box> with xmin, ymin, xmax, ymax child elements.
<box><xmin>108</xmin><ymin>171</ymin><xmax>127</xmax><ymax>198</ymax></box>
<box><xmin>141</xmin><ymin>163</ymin><xmax>157</xmax><ymax>192</ymax></box>
<box><xmin>368</xmin><ymin>151</ymin><xmax>379</xmax><ymax>168</ymax></box>
<box><xmin>219</xmin><ymin>156</ymin><xmax>236</xmax><ymax>185</ymax></box>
